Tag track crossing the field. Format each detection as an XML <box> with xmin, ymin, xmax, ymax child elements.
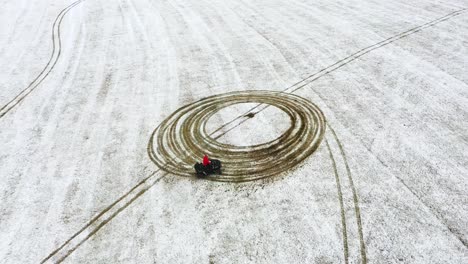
<box><xmin>0</xmin><ymin>0</ymin><xmax>460</xmax><ymax>263</ymax></box>
<box><xmin>0</xmin><ymin>0</ymin><xmax>84</xmax><ymax>119</ymax></box>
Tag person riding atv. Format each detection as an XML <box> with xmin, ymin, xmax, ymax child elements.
<box><xmin>194</xmin><ymin>154</ymin><xmax>222</xmax><ymax>177</ymax></box>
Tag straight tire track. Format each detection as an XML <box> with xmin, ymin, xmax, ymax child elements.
<box><xmin>41</xmin><ymin>7</ymin><xmax>467</xmax><ymax>263</ymax></box>
<box><xmin>212</xmin><ymin>7</ymin><xmax>468</xmax><ymax>127</ymax></box>
<box><xmin>191</xmin><ymin>9</ymin><xmax>467</xmax><ymax>263</ymax></box>
<box><xmin>325</xmin><ymin>139</ymin><xmax>349</xmax><ymax>264</ymax></box>
<box><xmin>328</xmin><ymin>125</ymin><xmax>367</xmax><ymax>264</ymax></box>
<box><xmin>41</xmin><ymin>170</ymin><xmax>166</xmax><ymax>263</ymax></box>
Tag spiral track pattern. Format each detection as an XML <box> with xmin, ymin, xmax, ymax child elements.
<box><xmin>148</xmin><ymin>90</ymin><xmax>326</xmax><ymax>182</ymax></box>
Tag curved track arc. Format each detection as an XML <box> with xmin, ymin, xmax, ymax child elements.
<box><xmin>0</xmin><ymin>0</ymin><xmax>84</xmax><ymax>119</ymax></box>
<box><xmin>148</xmin><ymin>90</ymin><xmax>326</xmax><ymax>182</ymax></box>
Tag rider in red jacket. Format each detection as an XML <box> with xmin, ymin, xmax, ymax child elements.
<box><xmin>194</xmin><ymin>154</ymin><xmax>221</xmax><ymax>176</ymax></box>
<box><xmin>203</xmin><ymin>154</ymin><xmax>210</xmax><ymax>166</ymax></box>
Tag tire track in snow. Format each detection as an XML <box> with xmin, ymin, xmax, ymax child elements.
<box><xmin>204</xmin><ymin>8</ymin><xmax>466</xmax><ymax>263</ymax></box>
<box><xmin>214</xmin><ymin>7</ymin><xmax>468</xmax><ymax>122</ymax></box>
<box><xmin>41</xmin><ymin>170</ymin><xmax>166</xmax><ymax>263</ymax></box>
<box><xmin>41</xmin><ymin>91</ymin><xmax>326</xmax><ymax>263</ymax></box>
<box><xmin>325</xmin><ymin>138</ymin><xmax>349</xmax><ymax>264</ymax></box>
<box><xmin>41</xmin><ymin>6</ymin><xmax>467</xmax><ymax>263</ymax></box>
<box><xmin>148</xmin><ymin>90</ymin><xmax>326</xmax><ymax>182</ymax></box>
<box><xmin>0</xmin><ymin>0</ymin><xmax>84</xmax><ymax>119</ymax></box>
<box><xmin>327</xmin><ymin>124</ymin><xmax>367</xmax><ymax>264</ymax></box>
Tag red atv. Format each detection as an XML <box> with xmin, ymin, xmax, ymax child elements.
<box><xmin>194</xmin><ymin>155</ymin><xmax>222</xmax><ymax>177</ymax></box>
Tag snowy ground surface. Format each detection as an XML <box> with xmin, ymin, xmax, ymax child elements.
<box><xmin>1</xmin><ymin>0</ymin><xmax>467</xmax><ymax>263</ymax></box>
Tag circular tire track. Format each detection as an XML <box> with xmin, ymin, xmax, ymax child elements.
<box><xmin>40</xmin><ymin>8</ymin><xmax>468</xmax><ymax>262</ymax></box>
<box><xmin>148</xmin><ymin>90</ymin><xmax>326</xmax><ymax>182</ymax></box>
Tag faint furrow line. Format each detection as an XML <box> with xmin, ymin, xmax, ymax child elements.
<box><xmin>0</xmin><ymin>0</ymin><xmax>84</xmax><ymax>119</ymax></box>
<box><xmin>287</xmin><ymin>8</ymin><xmax>467</xmax><ymax>94</ymax></box>
<box><xmin>43</xmin><ymin>90</ymin><xmax>326</xmax><ymax>262</ymax></box>
<box><xmin>41</xmin><ymin>170</ymin><xmax>165</xmax><ymax>263</ymax></box>
<box><xmin>40</xmin><ymin>6</ymin><xmax>467</xmax><ymax>263</ymax></box>
<box><xmin>206</xmin><ymin>7</ymin><xmax>468</xmax><ymax>264</ymax></box>
<box><xmin>358</xmin><ymin>135</ymin><xmax>468</xmax><ymax>248</ymax></box>
<box><xmin>212</xmin><ymin>7</ymin><xmax>468</xmax><ymax>129</ymax></box>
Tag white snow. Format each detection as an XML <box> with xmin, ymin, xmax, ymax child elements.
<box><xmin>0</xmin><ymin>0</ymin><xmax>467</xmax><ymax>263</ymax></box>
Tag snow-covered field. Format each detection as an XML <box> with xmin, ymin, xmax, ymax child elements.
<box><xmin>1</xmin><ymin>0</ymin><xmax>467</xmax><ymax>263</ymax></box>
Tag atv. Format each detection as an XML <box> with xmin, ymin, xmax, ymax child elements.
<box><xmin>194</xmin><ymin>159</ymin><xmax>222</xmax><ymax>177</ymax></box>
